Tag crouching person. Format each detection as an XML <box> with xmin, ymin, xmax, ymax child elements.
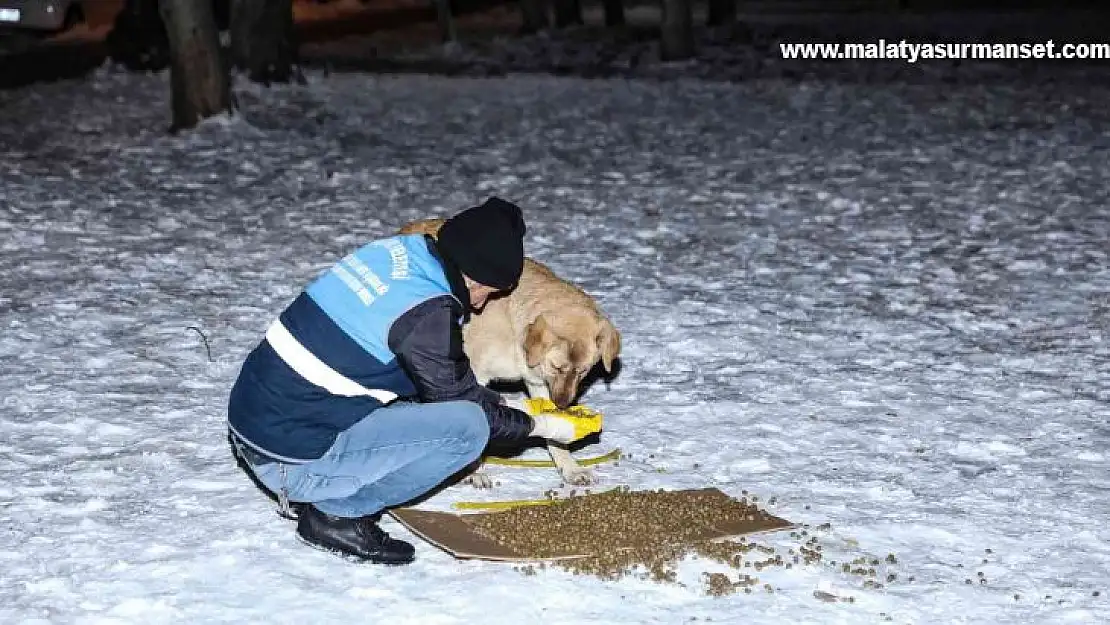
<box><xmin>226</xmin><ymin>198</ymin><xmax>590</xmax><ymax>564</ymax></box>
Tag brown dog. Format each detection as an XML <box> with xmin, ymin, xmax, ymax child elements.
<box><xmin>398</xmin><ymin>218</ymin><xmax>621</xmax><ymax>485</ymax></box>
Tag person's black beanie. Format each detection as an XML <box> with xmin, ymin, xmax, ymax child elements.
<box><xmin>437</xmin><ymin>197</ymin><xmax>526</xmax><ymax>290</ymax></box>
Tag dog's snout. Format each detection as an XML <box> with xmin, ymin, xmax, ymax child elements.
<box><xmin>551</xmin><ymin>378</ymin><xmax>576</xmax><ymax>409</ymax></box>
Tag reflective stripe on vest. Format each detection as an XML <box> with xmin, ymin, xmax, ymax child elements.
<box><xmin>265</xmin><ymin>318</ymin><xmax>399</xmax><ymax>404</ymax></box>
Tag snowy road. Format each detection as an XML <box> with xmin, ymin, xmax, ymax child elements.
<box><xmin>1</xmin><ymin>66</ymin><xmax>1108</xmax><ymax>624</ymax></box>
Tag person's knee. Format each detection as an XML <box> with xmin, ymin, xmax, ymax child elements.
<box><xmin>442</xmin><ymin>401</ymin><xmax>490</xmax><ymax>453</ymax></box>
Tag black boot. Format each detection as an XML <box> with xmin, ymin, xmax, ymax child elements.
<box><xmin>295</xmin><ymin>505</ymin><xmax>415</xmax><ymax>565</ymax></box>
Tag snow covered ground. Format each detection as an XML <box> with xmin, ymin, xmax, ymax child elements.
<box><xmin>1</xmin><ymin>57</ymin><xmax>1109</xmax><ymax>624</ymax></box>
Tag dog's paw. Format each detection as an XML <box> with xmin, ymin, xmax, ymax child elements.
<box><xmin>560</xmin><ymin>466</ymin><xmax>598</xmax><ymax>486</ymax></box>
<box><xmin>464</xmin><ymin>471</ymin><xmax>496</xmax><ymax>489</ymax></box>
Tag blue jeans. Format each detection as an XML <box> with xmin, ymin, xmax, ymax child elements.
<box><xmin>236</xmin><ymin>400</ymin><xmax>489</xmax><ymax>518</ymax></box>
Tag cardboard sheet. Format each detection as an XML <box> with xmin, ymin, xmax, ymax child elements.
<box><xmin>388</xmin><ymin>487</ymin><xmax>794</xmax><ymax>562</ymax></box>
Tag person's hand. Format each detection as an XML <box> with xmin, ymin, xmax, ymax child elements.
<box><xmin>525</xmin><ymin>398</ymin><xmax>603</xmax><ymax>444</ymax></box>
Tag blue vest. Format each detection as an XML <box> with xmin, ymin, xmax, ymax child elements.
<box><xmin>228</xmin><ymin>235</ymin><xmax>457</xmax><ymax>462</ymax></box>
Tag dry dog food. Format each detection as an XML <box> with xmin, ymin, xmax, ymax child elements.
<box><xmin>466</xmin><ymin>487</ymin><xmax>794</xmax><ymax>591</ymax></box>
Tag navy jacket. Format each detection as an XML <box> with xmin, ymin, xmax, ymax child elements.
<box><xmin>227</xmin><ymin>234</ymin><xmax>534</xmax><ymax>462</ymax></box>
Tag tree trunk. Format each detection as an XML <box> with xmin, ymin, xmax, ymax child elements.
<box><xmin>229</xmin><ymin>0</ymin><xmax>296</xmax><ymax>85</ymax></box>
<box><xmin>106</xmin><ymin>0</ymin><xmax>169</xmax><ymax>71</ymax></box>
<box><xmin>659</xmin><ymin>0</ymin><xmax>694</xmax><ymax>61</ymax></box>
<box><xmin>160</xmin><ymin>0</ymin><xmax>233</xmax><ymax>131</ymax></box>
<box><xmin>552</xmin><ymin>0</ymin><xmax>583</xmax><ymax>28</ymax></box>
<box><xmin>213</xmin><ymin>0</ymin><xmax>231</xmax><ymax>30</ymax></box>
<box><xmin>706</xmin><ymin>0</ymin><xmax>735</xmax><ymax>26</ymax></box>
<box><xmin>603</xmin><ymin>0</ymin><xmax>625</xmax><ymax>27</ymax></box>
<box><xmin>434</xmin><ymin>0</ymin><xmax>457</xmax><ymax>43</ymax></box>
<box><xmin>519</xmin><ymin>0</ymin><xmax>548</xmax><ymax>34</ymax></box>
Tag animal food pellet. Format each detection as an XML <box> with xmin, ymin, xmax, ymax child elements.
<box><xmin>464</xmin><ymin>488</ymin><xmax>790</xmax><ymax>588</ymax></box>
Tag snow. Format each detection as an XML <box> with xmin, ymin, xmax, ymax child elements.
<box><xmin>2</xmin><ymin>53</ymin><xmax>1109</xmax><ymax>625</ymax></box>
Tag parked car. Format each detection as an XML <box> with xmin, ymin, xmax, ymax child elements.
<box><xmin>0</xmin><ymin>0</ymin><xmax>84</xmax><ymax>32</ymax></box>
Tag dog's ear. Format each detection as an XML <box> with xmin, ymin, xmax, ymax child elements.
<box><xmin>525</xmin><ymin>314</ymin><xmax>554</xmax><ymax>368</ymax></box>
<box><xmin>397</xmin><ymin>218</ymin><xmax>445</xmax><ymax>238</ymax></box>
<box><xmin>597</xmin><ymin>318</ymin><xmax>621</xmax><ymax>373</ymax></box>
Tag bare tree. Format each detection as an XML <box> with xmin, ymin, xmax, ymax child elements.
<box><xmin>108</xmin><ymin>0</ymin><xmax>229</xmax><ymax>72</ymax></box>
<box><xmin>519</xmin><ymin>0</ymin><xmax>549</xmax><ymax>33</ymax></box>
<box><xmin>552</xmin><ymin>0</ymin><xmax>583</xmax><ymax>28</ymax></box>
<box><xmin>434</xmin><ymin>0</ymin><xmax>458</xmax><ymax>43</ymax></box>
<box><xmin>603</xmin><ymin>0</ymin><xmax>625</xmax><ymax>27</ymax></box>
<box><xmin>159</xmin><ymin>0</ymin><xmax>233</xmax><ymax>131</ymax></box>
<box><xmin>659</xmin><ymin>0</ymin><xmax>694</xmax><ymax>61</ymax></box>
<box><xmin>230</xmin><ymin>0</ymin><xmax>297</xmax><ymax>85</ymax></box>
<box><xmin>706</xmin><ymin>0</ymin><xmax>736</xmax><ymax>27</ymax></box>
<box><xmin>106</xmin><ymin>0</ymin><xmax>169</xmax><ymax>71</ymax></box>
